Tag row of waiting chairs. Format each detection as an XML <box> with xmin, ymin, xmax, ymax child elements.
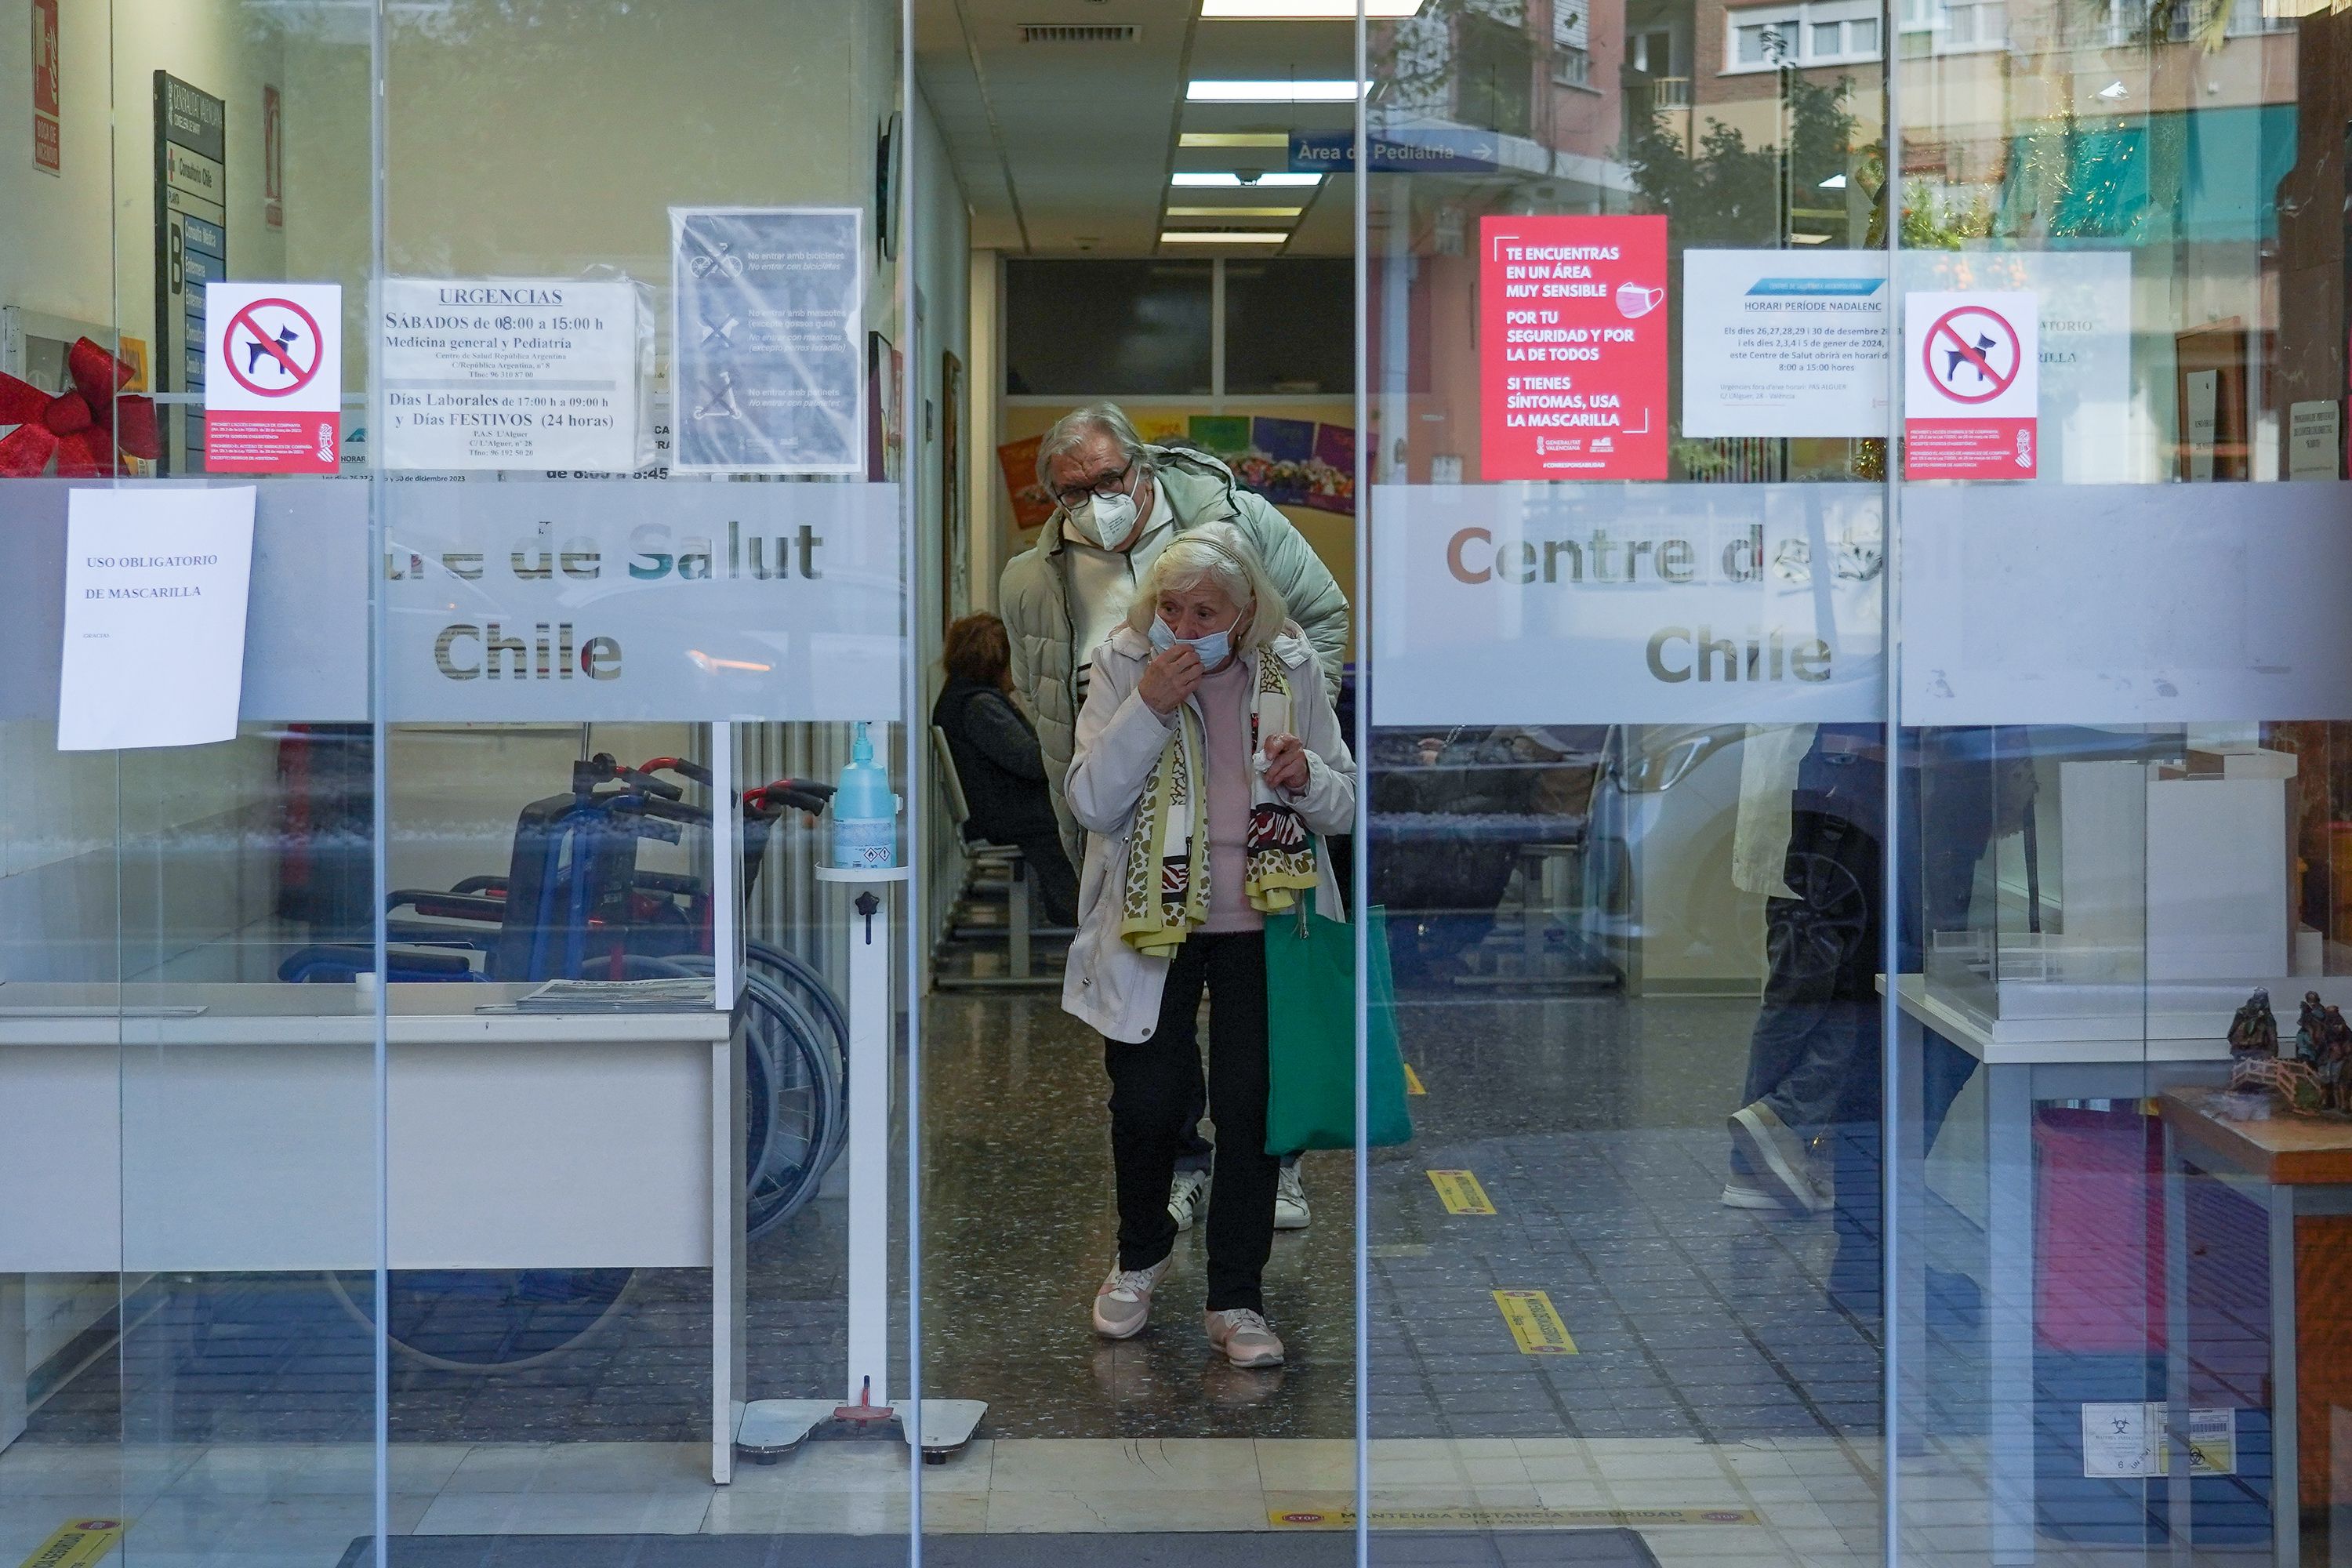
<box><xmin>929</xmin><ymin>725</ymin><xmax>1070</xmax><ymax>989</ymax></box>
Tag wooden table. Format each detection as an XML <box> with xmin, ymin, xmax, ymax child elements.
<box><xmin>2159</xmin><ymin>1087</ymin><xmax>2352</xmax><ymax>1568</ymax></box>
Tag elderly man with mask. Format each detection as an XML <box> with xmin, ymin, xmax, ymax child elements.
<box><xmin>1002</xmin><ymin>402</ymin><xmax>1349</xmax><ymax>1235</ymax></box>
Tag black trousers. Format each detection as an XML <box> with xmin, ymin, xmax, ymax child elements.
<box><xmin>1103</xmin><ymin>931</ymin><xmax>1278</xmax><ymax>1312</ymax></box>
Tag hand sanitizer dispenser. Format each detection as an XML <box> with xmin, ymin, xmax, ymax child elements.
<box><xmin>831</xmin><ymin>721</ymin><xmax>898</xmax><ymax>870</ymax></box>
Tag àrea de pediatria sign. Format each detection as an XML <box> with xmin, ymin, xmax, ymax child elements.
<box><xmin>1479</xmin><ymin>214</ymin><xmax>1668</xmax><ymax>482</ymax></box>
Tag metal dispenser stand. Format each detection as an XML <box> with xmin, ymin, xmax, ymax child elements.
<box><xmin>734</xmin><ymin>864</ymin><xmax>985</xmax><ymax>1465</ymax></box>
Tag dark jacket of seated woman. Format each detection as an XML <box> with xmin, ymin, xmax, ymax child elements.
<box><xmin>933</xmin><ymin>613</ymin><xmax>1079</xmax><ymax>927</ymax></box>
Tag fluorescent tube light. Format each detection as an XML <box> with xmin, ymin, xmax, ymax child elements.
<box><xmin>1161</xmin><ymin>230</ymin><xmax>1290</xmax><ymax>244</ymax></box>
<box><xmin>1167</xmin><ymin>206</ymin><xmax>1305</xmax><ymax>218</ymax></box>
<box><xmin>1187</xmin><ymin>78</ymin><xmax>1363</xmax><ymax>101</ymax></box>
<box><xmin>1202</xmin><ymin>0</ymin><xmax>1426</xmax><ymax>15</ymax></box>
<box><xmin>1179</xmin><ymin>132</ymin><xmax>1291</xmax><ymax>147</ymax></box>
<box><xmin>1171</xmin><ymin>171</ymin><xmax>1324</xmax><ymax>187</ymax></box>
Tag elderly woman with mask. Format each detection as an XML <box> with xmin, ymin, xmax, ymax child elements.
<box><xmin>1060</xmin><ymin>521</ymin><xmax>1356</xmax><ymax>1368</ymax></box>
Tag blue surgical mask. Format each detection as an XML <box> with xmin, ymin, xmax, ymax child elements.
<box><xmin>1148</xmin><ymin>615</ymin><xmax>1232</xmax><ymax>668</ymax></box>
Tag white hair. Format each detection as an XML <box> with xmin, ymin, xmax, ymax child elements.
<box><xmin>1035</xmin><ymin>402</ymin><xmax>1151</xmax><ymax>489</ymax></box>
<box><xmin>1125</xmin><ymin>522</ymin><xmax>1288</xmax><ymax>654</ymax></box>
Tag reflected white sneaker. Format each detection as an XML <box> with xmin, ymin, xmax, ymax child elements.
<box><xmin>1728</xmin><ymin>1103</ymin><xmax>1830</xmax><ymax>1214</ymax></box>
<box><xmin>1091</xmin><ymin>1255</ymin><xmax>1171</xmax><ymax>1340</ymax></box>
<box><xmin>1168</xmin><ymin>1169</ymin><xmax>1210</xmax><ymax>1232</ymax></box>
<box><xmin>1205</xmin><ymin>1308</ymin><xmax>1285</xmax><ymax>1367</ymax></box>
<box><xmin>1721</xmin><ymin>1178</ymin><xmax>1784</xmax><ymax>1210</ymax></box>
<box><xmin>1274</xmin><ymin>1160</ymin><xmax>1311</xmax><ymax>1230</ymax></box>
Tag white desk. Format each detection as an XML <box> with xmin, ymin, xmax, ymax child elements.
<box><xmin>1893</xmin><ymin>975</ymin><xmax>2234</xmax><ymax>1566</ymax></box>
<box><xmin>0</xmin><ymin>982</ymin><xmax>744</xmax><ymax>1482</ymax></box>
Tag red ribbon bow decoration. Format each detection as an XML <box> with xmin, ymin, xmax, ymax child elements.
<box><xmin>0</xmin><ymin>337</ymin><xmax>163</xmax><ymax>477</ymax></box>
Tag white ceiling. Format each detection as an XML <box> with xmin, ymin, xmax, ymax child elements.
<box><xmin>916</xmin><ymin>0</ymin><xmax>1359</xmax><ymax>256</ymax></box>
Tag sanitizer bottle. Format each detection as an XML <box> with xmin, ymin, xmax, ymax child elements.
<box><xmin>831</xmin><ymin>721</ymin><xmax>898</xmax><ymax>870</ymax></box>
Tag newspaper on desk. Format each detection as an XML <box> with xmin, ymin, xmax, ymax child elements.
<box><xmin>480</xmin><ymin>977</ymin><xmax>717</xmax><ymax>1014</ymax></box>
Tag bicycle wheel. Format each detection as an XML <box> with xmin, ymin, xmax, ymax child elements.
<box><xmin>742</xmin><ymin>940</ymin><xmax>850</xmax><ymax>1175</ymax></box>
<box><xmin>666</xmin><ymin>956</ymin><xmax>839</xmax><ymax>1239</ymax></box>
<box><xmin>325</xmin><ymin>1266</ymin><xmax>640</xmax><ymax>1374</ymax></box>
<box><xmin>746</xmin><ymin>938</ymin><xmax>847</xmax><ymax>1071</ymax></box>
<box><xmin>742</xmin><ymin>973</ymin><xmax>838</xmax><ymax>1240</ymax></box>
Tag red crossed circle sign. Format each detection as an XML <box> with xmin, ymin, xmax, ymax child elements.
<box><xmin>1922</xmin><ymin>304</ymin><xmax>2022</xmax><ymax>405</ymax></box>
<box><xmin>223</xmin><ymin>297</ymin><xmax>325</xmax><ymax>397</ymax></box>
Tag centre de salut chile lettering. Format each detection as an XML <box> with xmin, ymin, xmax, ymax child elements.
<box><xmin>394</xmin><ymin>521</ymin><xmax>822</xmax><ymax>683</ymax></box>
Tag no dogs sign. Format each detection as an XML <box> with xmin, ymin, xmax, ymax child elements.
<box><xmin>1904</xmin><ymin>290</ymin><xmax>2037</xmax><ymax>479</ymax></box>
<box><xmin>205</xmin><ymin>281</ymin><xmax>343</xmax><ymax>473</ymax></box>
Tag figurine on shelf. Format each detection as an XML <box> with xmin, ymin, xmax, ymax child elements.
<box><xmin>2228</xmin><ymin>989</ymin><xmax>2280</xmax><ymax>1059</ymax></box>
<box><xmin>2231</xmin><ymin>1051</ymin><xmax>2325</xmax><ymax>1115</ymax></box>
<box><xmin>2321</xmin><ymin>1006</ymin><xmax>2352</xmax><ymax>1112</ymax></box>
<box><xmin>2297</xmin><ymin>991</ymin><xmax>2328</xmax><ymax>1066</ymax></box>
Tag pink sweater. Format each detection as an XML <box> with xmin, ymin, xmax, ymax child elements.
<box><xmin>1195</xmin><ymin>657</ymin><xmax>1262</xmax><ymax>932</ymax></box>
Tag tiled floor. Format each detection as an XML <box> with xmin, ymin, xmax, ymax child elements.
<box><xmin>4</xmin><ymin>978</ymin><xmax>1987</xmax><ymax>1563</ymax></box>
<box><xmin>0</xmin><ymin>1435</ymin><xmax>1889</xmax><ymax>1566</ymax></box>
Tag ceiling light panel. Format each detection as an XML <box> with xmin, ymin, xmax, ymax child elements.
<box><xmin>1161</xmin><ymin>230</ymin><xmax>1290</xmax><ymax>243</ymax></box>
<box><xmin>1187</xmin><ymin>79</ymin><xmax>1363</xmax><ymax>101</ymax></box>
<box><xmin>1179</xmin><ymin>132</ymin><xmax>1291</xmax><ymax>147</ymax></box>
<box><xmin>1166</xmin><ymin>205</ymin><xmax>1304</xmax><ymax>218</ymax></box>
<box><xmin>1171</xmin><ymin>172</ymin><xmax>1323</xmax><ymax>187</ymax></box>
<box><xmin>1201</xmin><ymin>0</ymin><xmax>1425</xmax><ymax>14</ymax></box>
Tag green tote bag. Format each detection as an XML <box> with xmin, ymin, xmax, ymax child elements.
<box><xmin>1264</xmin><ymin>887</ymin><xmax>1414</xmax><ymax>1153</ymax></box>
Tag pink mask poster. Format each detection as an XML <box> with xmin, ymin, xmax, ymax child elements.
<box><xmin>1479</xmin><ymin>214</ymin><xmax>1668</xmax><ymax>481</ymax></box>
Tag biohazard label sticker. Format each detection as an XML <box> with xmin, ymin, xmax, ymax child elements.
<box><xmin>1904</xmin><ymin>290</ymin><xmax>2036</xmax><ymax>480</ymax></box>
<box><xmin>204</xmin><ymin>281</ymin><xmax>341</xmax><ymax>473</ymax></box>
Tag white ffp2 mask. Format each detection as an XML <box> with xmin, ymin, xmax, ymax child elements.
<box><xmin>1067</xmin><ymin>488</ymin><xmax>1138</xmax><ymax>549</ymax></box>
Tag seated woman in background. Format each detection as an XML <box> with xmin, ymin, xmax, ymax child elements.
<box><xmin>934</xmin><ymin>612</ymin><xmax>1080</xmax><ymax>927</ymax></box>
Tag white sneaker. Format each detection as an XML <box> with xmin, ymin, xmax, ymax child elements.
<box><xmin>1721</xmin><ymin>1178</ymin><xmax>1785</xmax><ymax>1210</ymax></box>
<box><xmin>1092</xmin><ymin>1254</ymin><xmax>1171</xmax><ymax>1340</ymax></box>
<box><xmin>1727</xmin><ymin>1103</ymin><xmax>1830</xmax><ymax>1214</ymax></box>
<box><xmin>1274</xmin><ymin>1160</ymin><xmax>1311</xmax><ymax>1230</ymax></box>
<box><xmin>1205</xmin><ymin>1308</ymin><xmax>1285</xmax><ymax>1367</ymax></box>
<box><xmin>1168</xmin><ymin>1168</ymin><xmax>1210</xmax><ymax>1232</ymax></box>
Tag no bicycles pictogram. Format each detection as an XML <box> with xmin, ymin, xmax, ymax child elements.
<box><xmin>222</xmin><ymin>297</ymin><xmax>325</xmax><ymax>398</ymax></box>
<box><xmin>1922</xmin><ymin>304</ymin><xmax>2023</xmax><ymax>405</ymax></box>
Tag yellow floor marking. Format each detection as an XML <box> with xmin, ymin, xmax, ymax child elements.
<box><xmin>1403</xmin><ymin>1063</ymin><xmax>1425</xmax><ymax>1095</ymax></box>
<box><xmin>1427</xmin><ymin>1169</ymin><xmax>1496</xmax><ymax>1214</ymax></box>
<box><xmin>1271</xmin><ymin>1502</ymin><xmax>1758</xmax><ymax>1529</ymax></box>
<box><xmin>1493</xmin><ymin>1288</ymin><xmax>1577</xmax><ymax>1354</ymax></box>
<box><xmin>16</xmin><ymin>1518</ymin><xmax>125</xmax><ymax>1568</ymax></box>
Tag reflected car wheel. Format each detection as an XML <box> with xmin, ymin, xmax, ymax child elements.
<box><xmin>1766</xmin><ymin>830</ymin><xmax>1873</xmax><ymax>987</ymax></box>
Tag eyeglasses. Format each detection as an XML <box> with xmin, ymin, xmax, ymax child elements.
<box><xmin>1049</xmin><ymin>457</ymin><xmax>1137</xmax><ymax>509</ymax></box>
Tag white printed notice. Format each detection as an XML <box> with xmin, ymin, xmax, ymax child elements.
<box><xmin>1680</xmin><ymin>250</ymin><xmax>1889</xmax><ymax>437</ymax></box>
<box><xmin>58</xmin><ymin>486</ymin><xmax>257</xmax><ymax>750</ymax></box>
<box><xmin>379</xmin><ymin>278</ymin><xmax>644</xmax><ymax>470</ymax></box>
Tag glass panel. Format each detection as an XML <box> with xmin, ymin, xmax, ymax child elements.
<box><xmin>1004</xmin><ymin>261</ymin><xmax>1214</xmax><ymax>398</ymax></box>
<box><xmin>375</xmin><ymin>0</ymin><xmax>913</xmax><ymax>1552</ymax></box>
<box><xmin>1886</xmin><ymin>0</ymin><xmax>2343</xmax><ymax>1548</ymax></box>
<box><xmin>4</xmin><ymin>5</ymin><xmax>380</xmax><ymax>1566</ymax></box>
<box><xmin>1225</xmin><ymin>260</ymin><xmax>1356</xmax><ymax>397</ymax></box>
<box><xmin>1366</xmin><ymin>0</ymin><xmax>1890</xmax><ymax>1560</ymax></box>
